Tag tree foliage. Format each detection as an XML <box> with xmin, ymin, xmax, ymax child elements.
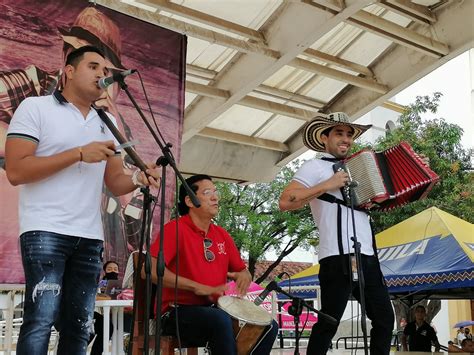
<box><xmin>214</xmin><ymin>161</ymin><xmax>316</xmax><ymax>283</ymax></box>
<box><xmin>354</xmin><ymin>92</ymin><xmax>473</xmax><ymax>233</ymax></box>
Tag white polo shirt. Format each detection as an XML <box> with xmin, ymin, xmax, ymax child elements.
<box><xmin>293</xmin><ymin>154</ymin><xmax>374</xmax><ymax>261</ymax></box>
<box><xmin>7</xmin><ymin>91</ymin><xmax>119</xmax><ymax>240</ymax></box>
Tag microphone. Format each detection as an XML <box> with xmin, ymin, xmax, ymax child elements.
<box><xmin>98</xmin><ymin>69</ymin><xmax>137</xmax><ymax>89</ymax></box>
<box><xmin>347</xmin><ymin>180</ymin><xmax>359</xmax><ymax>188</ymax></box>
<box><xmin>254</xmin><ymin>272</ymin><xmax>285</xmax><ymax>306</ymax></box>
<box><xmin>332</xmin><ymin>161</ymin><xmax>357</xmax><ymax>188</ymax></box>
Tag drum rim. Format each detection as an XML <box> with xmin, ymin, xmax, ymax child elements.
<box><xmin>217</xmin><ymin>295</ymin><xmax>272</xmax><ymax>326</ymax></box>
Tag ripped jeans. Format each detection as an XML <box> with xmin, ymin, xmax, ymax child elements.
<box><xmin>17</xmin><ymin>231</ymin><xmax>103</xmax><ymax>355</ymax></box>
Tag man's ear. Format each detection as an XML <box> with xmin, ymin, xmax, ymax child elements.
<box><xmin>184</xmin><ymin>195</ymin><xmax>193</xmax><ymax>209</ymax></box>
<box><xmin>320</xmin><ymin>134</ymin><xmax>328</xmax><ymax>148</ymax></box>
<box><xmin>64</xmin><ymin>64</ymin><xmax>74</xmax><ymax>81</ymax></box>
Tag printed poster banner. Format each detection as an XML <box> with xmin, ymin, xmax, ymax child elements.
<box><xmin>0</xmin><ymin>0</ymin><xmax>186</xmax><ymax>283</ymax></box>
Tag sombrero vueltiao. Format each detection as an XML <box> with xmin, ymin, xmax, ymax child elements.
<box><xmin>58</xmin><ymin>7</ymin><xmax>125</xmax><ymax>70</ymax></box>
<box><xmin>303</xmin><ymin>112</ymin><xmax>372</xmax><ymax>152</ymax></box>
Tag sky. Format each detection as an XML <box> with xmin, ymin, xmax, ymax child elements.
<box><xmin>395</xmin><ymin>50</ymin><xmax>473</xmax><ymax>150</ymax></box>
<box><xmin>267</xmin><ymin>49</ymin><xmax>473</xmax><ymax>264</ymax></box>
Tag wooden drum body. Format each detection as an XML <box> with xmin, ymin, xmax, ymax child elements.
<box><xmin>218</xmin><ymin>296</ymin><xmax>272</xmax><ymax>355</ymax></box>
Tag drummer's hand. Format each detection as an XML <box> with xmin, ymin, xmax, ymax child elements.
<box><xmin>227</xmin><ymin>269</ymin><xmax>252</xmax><ymax>297</ymax></box>
<box><xmin>194</xmin><ymin>283</ymin><xmax>227</xmax><ymax>298</ymax></box>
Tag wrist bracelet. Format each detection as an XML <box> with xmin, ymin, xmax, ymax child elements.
<box><xmin>78</xmin><ymin>147</ymin><xmax>83</xmax><ymax>162</ymax></box>
<box><xmin>131</xmin><ymin>169</ymin><xmax>144</xmax><ymax>187</ymax></box>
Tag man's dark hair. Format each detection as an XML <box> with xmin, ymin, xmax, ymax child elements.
<box><xmin>65</xmin><ymin>45</ymin><xmax>105</xmax><ymax>67</ymax></box>
<box><xmin>178</xmin><ymin>174</ymin><xmax>213</xmax><ymax>216</ymax></box>
<box><xmin>321</xmin><ymin>126</ymin><xmax>333</xmax><ymax>138</ymax></box>
<box><xmin>414</xmin><ymin>305</ymin><xmax>426</xmax><ymax>312</ymax></box>
<box><xmin>103</xmin><ymin>260</ymin><xmax>119</xmax><ymax>272</ymax></box>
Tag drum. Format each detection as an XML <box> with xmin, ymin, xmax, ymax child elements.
<box><xmin>218</xmin><ymin>295</ymin><xmax>272</xmax><ymax>355</ymax></box>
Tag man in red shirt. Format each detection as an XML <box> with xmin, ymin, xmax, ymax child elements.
<box><xmin>150</xmin><ymin>174</ymin><xmax>278</xmax><ymax>354</ymax></box>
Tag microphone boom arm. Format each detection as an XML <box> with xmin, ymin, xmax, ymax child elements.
<box><xmin>273</xmin><ymin>284</ymin><xmax>337</xmax><ymax>326</ymax></box>
<box><xmin>93</xmin><ymin>107</ymin><xmax>149</xmax><ymax>173</ymax></box>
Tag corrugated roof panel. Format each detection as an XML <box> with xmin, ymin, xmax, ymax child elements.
<box><xmin>207</xmin><ymin>104</ymin><xmax>274</xmax><ymax>135</ymax></box>
<box><xmin>174</xmin><ymin>0</ymin><xmax>282</xmax><ymax>29</ymax></box>
<box><xmin>255</xmin><ymin>115</ymin><xmax>306</xmax><ymax>142</ymax></box>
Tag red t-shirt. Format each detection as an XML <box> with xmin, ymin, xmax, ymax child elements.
<box><xmin>150</xmin><ymin>214</ymin><xmax>246</xmax><ymax>313</ymax></box>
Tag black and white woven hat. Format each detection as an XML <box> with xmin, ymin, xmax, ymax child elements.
<box><xmin>302</xmin><ymin>112</ymin><xmax>372</xmax><ymax>152</ymax></box>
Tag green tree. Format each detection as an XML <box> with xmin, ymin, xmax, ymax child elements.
<box><xmin>354</xmin><ymin>92</ymin><xmax>473</xmax><ymax>233</ymax></box>
<box><xmin>214</xmin><ymin>161</ymin><xmax>316</xmax><ymax>283</ymax></box>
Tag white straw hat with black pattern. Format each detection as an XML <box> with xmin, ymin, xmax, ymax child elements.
<box><xmin>302</xmin><ymin>112</ymin><xmax>372</xmax><ymax>152</ymax></box>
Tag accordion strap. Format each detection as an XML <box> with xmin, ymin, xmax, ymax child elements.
<box><xmin>317</xmin><ymin>194</ymin><xmax>380</xmax><ymax>262</ymax></box>
<box><xmin>317</xmin><ymin>193</ymin><xmax>368</xmax><ymax>213</ymax></box>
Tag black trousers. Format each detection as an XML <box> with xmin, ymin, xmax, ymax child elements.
<box><xmin>307</xmin><ymin>254</ymin><xmax>394</xmax><ymax>355</ymax></box>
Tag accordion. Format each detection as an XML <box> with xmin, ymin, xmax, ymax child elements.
<box><xmin>334</xmin><ymin>142</ymin><xmax>439</xmax><ymax>211</ymax></box>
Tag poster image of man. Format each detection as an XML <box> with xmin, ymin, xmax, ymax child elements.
<box><xmin>0</xmin><ymin>0</ymin><xmax>186</xmax><ymax>283</ymax></box>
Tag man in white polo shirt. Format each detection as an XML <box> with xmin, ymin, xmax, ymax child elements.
<box><xmin>5</xmin><ymin>45</ymin><xmax>160</xmax><ymax>354</ymax></box>
<box><xmin>279</xmin><ymin>113</ymin><xmax>394</xmax><ymax>355</ymax></box>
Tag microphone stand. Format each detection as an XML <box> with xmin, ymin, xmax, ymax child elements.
<box><xmin>346</xmin><ymin>183</ymin><xmax>369</xmax><ymax>354</ymax></box>
<box><xmin>271</xmin><ymin>284</ymin><xmax>337</xmax><ymax>354</ymax></box>
<box><xmin>334</xmin><ymin>161</ymin><xmax>369</xmax><ymax>354</ymax></box>
<box><xmin>287</xmin><ymin>298</ymin><xmax>304</xmax><ymax>355</ymax></box>
<box><xmin>93</xmin><ymin>107</ymin><xmax>156</xmax><ymax>354</ymax></box>
<box><xmin>101</xmin><ymin>76</ymin><xmax>200</xmax><ymax>355</ymax></box>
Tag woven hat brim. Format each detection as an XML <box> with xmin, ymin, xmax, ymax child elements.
<box><xmin>302</xmin><ymin>116</ymin><xmax>372</xmax><ymax>152</ymax></box>
<box><xmin>59</xmin><ymin>27</ymin><xmax>125</xmax><ymax>70</ymax></box>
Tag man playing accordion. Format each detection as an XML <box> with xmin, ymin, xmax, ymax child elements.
<box><xmin>279</xmin><ymin>112</ymin><xmax>395</xmax><ymax>355</ymax></box>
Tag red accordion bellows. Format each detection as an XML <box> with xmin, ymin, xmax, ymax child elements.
<box><xmin>342</xmin><ymin>142</ymin><xmax>440</xmax><ymax>211</ymax></box>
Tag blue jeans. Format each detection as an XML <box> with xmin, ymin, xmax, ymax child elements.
<box><xmin>162</xmin><ymin>305</ymin><xmax>278</xmax><ymax>354</ymax></box>
<box><xmin>16</xmin><ymin>231</ymin><xmax>103</xmax><ymax>355</ymax></box>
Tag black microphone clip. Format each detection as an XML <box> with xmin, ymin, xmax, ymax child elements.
<box><xmin>98</xmin><ymin>69</ymin><xmax>137</xmax><ymax>89</ymax></box>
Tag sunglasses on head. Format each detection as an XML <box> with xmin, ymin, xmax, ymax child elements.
<box><xmin>203</xmin><ymin>238</ymin><xmax>215</xmax><ymax>262</ymax></box>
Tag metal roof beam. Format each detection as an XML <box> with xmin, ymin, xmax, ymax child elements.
<box><xmin>186</xmin><ymin>81</ymin><xmax>317</xmax><ymax>119</ymax></box>
<box><xmin>138</xmin><ymin>0</ymin><xmax>266</xmax><ymax>42</ymax></box>
<box><xmin>302</xmin><ymin>1</ymin><xmax>449</xmax><ymax>57</ymax></box>
<box><xmin>255</xmin><ymin>85</ymin><xmax>325</xmax><ymax>109</ymax></box>
<box><xmin>197</xmin><ymin>127</ymin><xmax>289</xmax><ymax>152</ymax></box>
<box><xmin>186</xmin><ymin>64</ymin><xmax>217</xmax><ymax>80</ymax></box>
<box><xmin>303</xmin><ymin>48</ymin><xmax>374</xmax><ymax>76</ymax></box>
<box><xmin>95</xmin><ymin>0</ymin><xmax>280</xmax><ymax>58</ymax></box>
<box><xmin>347</xmin><ymin>10</ymin><xmax>449</xmax><ymax>58</ymax></box>
<box><xmin>186</xmin><ymin>81</ymin><xmax>230</xmax><ymax>99</ymax></box>
<box><xmin>239</xmin><ymin>95</ymin><xmax>316</xmax><ymax>121</ymax></box>
<box><xmin>290</xmin><ymin>58</ymin><xmax>388</xmax><ymax>93</ymax></box>
<box><xmin>306</xmin><ymin>0</ymin><xmax>344</xmax><ymax>12</ymax></box>
<box><xmin>378</xmin><ymin>0</ymin><xmax>437</xmax><ymax>24</ymax></box>
<box><xmin>382</xmin><ymin>100</ymin><xmax>406</xmax><ymax>114</ymax></box>
<box><xmin>186</xmin><ymin>64</ymin><xmax>325</xmax><ymax>109</ymax></box>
